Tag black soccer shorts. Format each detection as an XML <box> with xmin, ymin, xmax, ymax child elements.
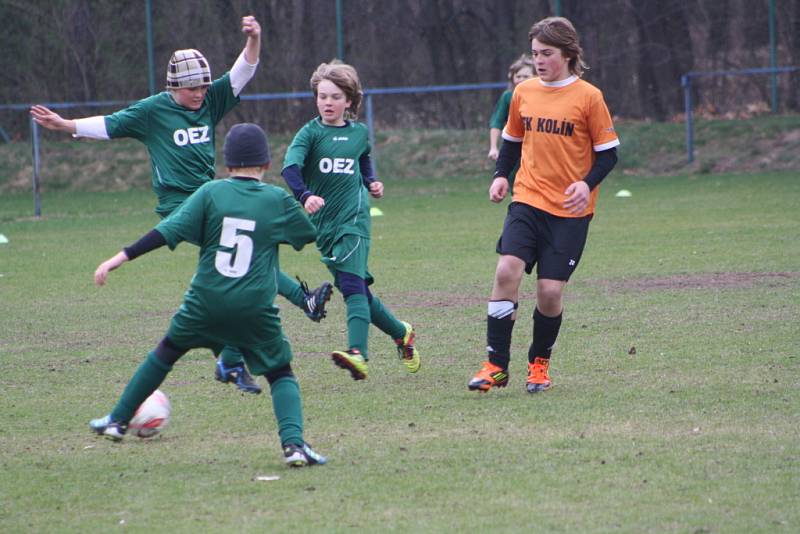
<box><xmin>495</xmin><ymin>202</ymin><xmax>592</xmax><ymax>281</ymax></box>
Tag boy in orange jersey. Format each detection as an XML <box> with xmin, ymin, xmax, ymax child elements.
<box><xmin>469</xmin><ymin>16</ymin><xmax>619</xmax><ymax>394</ymax></box>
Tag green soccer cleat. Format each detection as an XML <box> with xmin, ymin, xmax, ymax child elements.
<box><xmin>395</xmin><ymin>321</ymin><xmax>420</xmax><ymax>373</ymax></box>
<box><xmin>331</xmin><ymin>349</ymin><xmax>368</xmax><ymax>380</ymax></box>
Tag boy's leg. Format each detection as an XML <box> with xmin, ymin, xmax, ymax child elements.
<box><xmin>368</xmin><ymin>291</ymin><xmax>420</xmax><ymax>373</ymax></box>
<box><xmin>265</xmin><ymin>366</ymin><xmax>304</xmax><ymax>448</ymax></box>
<box><xmin>330</xmin><ymin>271</ymin><xmax>370</xmax><ymax>380</ymax></box>
<box><xmin>525</xmin><ymin>213</ymin><xmax>590</xmax><ymax>393</ymax></box>
<box><xmin>91</xmin><ymin>337</ymin><xmax>185</xmax><ymax>439</ymax></box>
<box><xmin>241</xmin><ymin>342</ymin><xmax>325</xmax><ymax>467</ymax></box>
<box><xmin>277</xmin><ymin>271</ymin><xmax>333</xmax><ymax>322</ymax></box>
<box><xmin>468</xmin><ymin>254</ymin><xmax>525</xmax><ymax>392</ymax></box>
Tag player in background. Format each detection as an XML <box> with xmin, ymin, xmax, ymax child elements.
<box><xmin>90</xmin><ymin>123</ymin><xmax>327</xmax><ymax>467</ymax></box>
<box><xmin>487</xmin><ymin>54</ymin><xmax>534</xmax><ymax>192</ymax></box>
<box><xmin>30</xmin><ymin>16</ymin><xmax>332</xmax><ymax>395</ymax></box>
<box><xmin>469</xmin><ymin>17</ymin><xmax>619</xmax><ymax>394</ymax></box>
<box><xmin>281</xmin><ymin>60</ymin><xmax>420</xmax><ymax>381</ymax></box>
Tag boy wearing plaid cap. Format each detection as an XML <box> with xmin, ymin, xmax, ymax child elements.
<box><xmin>31</xmin><ymin>16</ymin><xmax>332</xmax><ymax>395</ymax></box>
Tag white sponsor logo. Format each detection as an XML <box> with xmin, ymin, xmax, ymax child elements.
<box><xmin>332</xmin><ymin>136</ymin><xmax>349</xmax><ymax>141</ymax></box>
<box><xmin>173</xmin><ymin>126</ymin><xmax>211</xmax><ymax>147</ymax></box>
<box><xmin>319</xmin><ymin>157</ymin><xmax>355</xmax><ymax>174</ymax></box>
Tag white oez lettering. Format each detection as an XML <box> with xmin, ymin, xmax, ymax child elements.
<box><xmin>215</xmin><ymin>217</ymin><xmax>255</xmax><ymax>278</ymax></box>
<box><xmin>318</xmin><ymin>157</ymin><xmax>354</xmax><ymax>174</ymax></box>
<box><xmin>173</xmin><ymin>126</ymin><xmax>211</xmax><ymax>147</ymax></box>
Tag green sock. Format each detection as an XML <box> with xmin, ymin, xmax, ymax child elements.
<box><xmin>345</xmin><ymin>293</ymin><xmax>371</xmax><ymax>359</ymax></box>
<box><xmin>369</xmin><ymin>295</ymin><xmax>406</xmax><ymax>339</ymax></box>
<box><xmin>220</xmin><ymin>346</ymin><xmax>245</xmax><ymax>367</ymax></box>
<box><xmin>110</xmin><ymin>351</ymin><xmax>172</xmax><ymax>424</ymax></box>
<box><xmin>277</xmin><ymin>271</ymin><xmax>306</xmax><ymax>308</ymax></box>
<box><xmin>269</xmin><ymin>375</ymin><xmax>304</xmax><ymax>447</ymax></box>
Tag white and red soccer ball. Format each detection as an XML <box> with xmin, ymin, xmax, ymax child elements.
<box><xmin>128</xmin><ymin>389</ymin><xmax>171</xmax><ymax>438</ymax></box>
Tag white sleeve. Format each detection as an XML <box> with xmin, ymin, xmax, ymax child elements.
<box><xmin>229</xmin><ymin>51</ymin><xmax>259</xmax><ymax>97</ymax></box>
<box><xmin>73</xmin><ymin>116</ymin><xmax>110</xmax><ymax>139</ymax></box>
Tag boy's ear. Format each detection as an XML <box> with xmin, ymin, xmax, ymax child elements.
<box><xmin>262</xmin><ymin>162</ymin><xmax>272</xmax><ymax>171</ymax></box>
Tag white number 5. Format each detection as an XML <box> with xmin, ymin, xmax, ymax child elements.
<box><xmin>215</xmin><ymin>217</ymin><xmax>255</xmax><ymax>278</ymax></box>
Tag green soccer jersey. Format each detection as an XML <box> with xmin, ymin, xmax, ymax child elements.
<box><xmin>104</xmin><ymin>74</ymin><xmax>239</xmax><ymax>217</ymax></box>
<box><xmin>154</xmin><ymin>177</ymin><xmax>316</xmax><ymax>347</ymax></box>
<box><xmin>489</xmin><ymin>90</ymin><xmax>513</xmax><ymax>130</ymax></box>
<box><xmin>283</xmin><ymin>118</ymin><xmax>371</xmax><ymax>254</ymax></box>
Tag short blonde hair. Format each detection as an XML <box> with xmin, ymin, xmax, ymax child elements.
<box><xmin>310</xmin><ymin>60</ymin><xmax>363</xmax><ymax>119</ymax></box>
<box><xmin>507</xmin><ymin>54</ymin><xmax>534</xmax><ymax>89</ymax></box>
<box><xmin>528</xmin><ymin>17</ymin><xmax>588</xmax><ymax>77</ymax></box>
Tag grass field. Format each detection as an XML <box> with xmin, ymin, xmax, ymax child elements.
<box><xmin>1</xmin><ymin>167</ymin><xmax>799</xmax><ymax>532</ymax></box>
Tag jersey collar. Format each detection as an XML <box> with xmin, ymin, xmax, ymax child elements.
<box><xmin>538</xmin><ymin>75</ymin><xmax>579</xmax><ymax>88</ymax></box>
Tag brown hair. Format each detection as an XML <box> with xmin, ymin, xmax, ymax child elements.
<box><xmin>528</xmin><ymin>17</ymin><xmax>588</xmax><ymax>76</ymax></box>
<box><xmin>507</xmin><ymin>54</ymin><xmax>535</xmax><ymax>89</ymax></box>
<box><xmin>310</xmin><ymin>60</ymin><xmax>364</xmax><ymax>119</ymax></box>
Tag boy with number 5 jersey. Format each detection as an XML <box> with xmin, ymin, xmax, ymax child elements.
<box><xmin>30</xmin><ymin>16</ymin><xmax>332</xmax><ymax>394</ymax></box>
<box><xmin>90</xmin><ymin>123</ymin><xmax>326</xmax><ymax>467</ymax></box>
<box><xmin>282</xmin><ymin>60</ymin><xmax>420</xmax><ymax>381</ymax></box>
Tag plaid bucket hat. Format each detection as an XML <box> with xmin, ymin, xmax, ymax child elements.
<box><xmin>166</xmin><ymin>49</ymin><xmax>212</xmax><ymax>89</ymax></box>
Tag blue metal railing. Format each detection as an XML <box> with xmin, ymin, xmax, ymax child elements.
<box><xmin>681</xmin><ymin>66</ymin><xmax>799</xmax><ymax>163</ymax></box>
<box><xmin>3</xmin><ymin>81</ymin><xmax>507</xmax><ymax>216</ymax></box>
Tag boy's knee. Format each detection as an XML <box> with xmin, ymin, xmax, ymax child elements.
<box><xmin>265</xmin><ymin>364</ymin><xmax>295</xmax><ymax>385</ymax></box>
<box><xmin>335</xmin><ymin>271</ymin><xmax>367</xmax><ymax>298</ymax></box>
<box><xmin>153</xmin><ymin>336</ymin><xmax>187</xmax><ymax>366</ymax></box>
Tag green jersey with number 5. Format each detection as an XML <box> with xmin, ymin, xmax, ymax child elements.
<box><xmin>282</xmin><ymin>118</ymin><xmax>371</xmax><ymax>254</ymax></box>
<box><xmin>104</xmin><ymin>74</ymin><xmax>239</xmax><ymax>217</ymax></box>
<box><xmin>154</xmin><ymin>177</ymin><xmax>316</xmax><ymax>346</ymax></box>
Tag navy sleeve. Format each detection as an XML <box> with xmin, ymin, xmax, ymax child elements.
<box><xmin>281</xmin><ymin>164</ymin><xmax>312</xmax><ymax>205</ymax></box>
<box><xmin>123</xmin><ymin>229</ymin><xmax>167</xmax><ymax>260</ymax></box>
<box><xmin>582</xmin><ymin>148</ymin><xmax>618</xmax><ymax>190</ymax></box>
<box><xmin>360</xmin><ymin>153</ymin><xmax>375</xmax><ymax>186</ymax></box>
<box><xmin>494</xmin><ymin>140</ymin><xmax>522</xmax><ymax>179</ymax></box>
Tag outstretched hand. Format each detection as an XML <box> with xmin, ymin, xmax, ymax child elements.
<box><xmin>30</xmin><ymin>105</ymin><xmax>75</xmax><ymax>133</ymax></box>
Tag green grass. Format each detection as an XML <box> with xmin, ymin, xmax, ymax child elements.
<box><xmin>1</xmin><ymin>169</ymin><xmax>798</xmax><ymax>532</ymax></box>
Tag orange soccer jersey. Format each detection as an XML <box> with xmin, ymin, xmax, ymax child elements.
<box><xmin>503</xmin><ymin>76</ymin><xmax>620</xmax><ymax>217</ymax></box>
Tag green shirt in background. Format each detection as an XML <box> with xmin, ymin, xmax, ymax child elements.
<box><xmin>283</xmin><ymin>118</ymin><xmax>372</xmax><ymax>254</ymax></box>
<box><xmin>105</xmin><ymin>74</ymin><xmax>239</xmax><ymax>217</ymax></box>
<box><xmin>155</xmin><ymin>178</ymin><xmax>316</xmax><ymax>347</ymax></box>
<box><xmin>489</xmin><ymin>89</ymin><xmax>513</xmax><ymax>130</ymax></box>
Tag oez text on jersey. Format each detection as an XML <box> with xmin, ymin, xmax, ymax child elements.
<box><xmin>173</xmin><ymin>126</ymin><xmax>211</xmax><ymax>147</ymax></box>
<box><xmin>318</xmin><ymin>157</ymin><xmax>355</xmax><ymax>175</ymax></box>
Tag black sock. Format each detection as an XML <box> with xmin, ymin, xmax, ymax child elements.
<box><xmin>487</xmin><ymin>315</ymin><xmax>515</xmax><ymax>369</ymax></box>
<box><xmin>529</xmin><ymin>308</ymin><xmax>562</xmax><ymax>363</ymax></box>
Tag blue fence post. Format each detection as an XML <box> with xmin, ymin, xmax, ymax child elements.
<box><xmin>365</xmin><ymin>93</ymin><xmax>375</xmax><ymax>171</ymax></box>
<box><xmin>30</xmin><ymin>117</ymin><xmax>41</xmax><ymax>217</ymax></box>
<box><xmin>681</xmin><ymin>74</ymin><xmax>694</xmax><ymax>164</ymax></box>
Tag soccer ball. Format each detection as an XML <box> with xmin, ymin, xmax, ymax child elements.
<box><xmin>128</xmin><ymin>389</ymin><xmax>171</xmax><ymax>438</ymax></box>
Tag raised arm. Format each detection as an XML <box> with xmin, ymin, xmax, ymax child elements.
<box><xmin>30</xmin><ymin>105</ymin><xmax>110</xmax><ymax>139</ymax></box>
<box><xmin>230</xmin><ymin>16</ymin><xmax>261</xmax><ymax>96</ymax></box>
<box><xmin>241</xmin><ymin>15</ymin><xmax>261</xmax><ymax>64</ymax></box>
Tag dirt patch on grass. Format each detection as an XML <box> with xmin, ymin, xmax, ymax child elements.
<box><xmin>594</xmin><ymin>272</ymin><xmax>800</xmax><ymax>292</ymax></box>
<box><xmin>376</xmin><ymin>272</ymin><xmax>799</xmax><ymax>308</ymax></box>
